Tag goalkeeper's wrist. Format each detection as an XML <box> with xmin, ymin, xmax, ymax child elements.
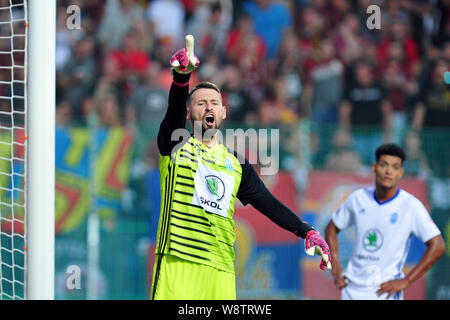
<box><xmin>297</xmin><ymin>222</ymin><xmax>315</xmax><ymax>239</ymax></box>
<box><xmin>172</xmin><ymin>71</ymin><xmax>191</xmax><ymax>87</ymax></box>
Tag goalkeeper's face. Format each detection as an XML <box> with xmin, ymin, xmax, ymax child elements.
<box><xmin>188</xmin><ymin>88</ymin><xmax>227</xmax><ymax>132</ymax></box>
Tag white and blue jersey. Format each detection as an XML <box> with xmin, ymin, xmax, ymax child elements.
<box><xmin>332</xmin><ymin>187</ymin><xmax>441</xmax><ymax>300</ymax></box>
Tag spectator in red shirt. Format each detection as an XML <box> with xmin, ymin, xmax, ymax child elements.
<box><xmin>107</xmin><ymin>29</ymin><xmax>151</xmax><ymax>97</ymax></box>
<box><xmin>333</xmin><ymin>13</ymin><xmax>368</xmax><ymax>66</ymax></box>
<box><xmin>225</xmin><ymin>13</ymin><xmax>266</xmax><ymax>74</ymax></box>
<box><xmin>297</xmin><ymin>6</ymin><xmax>326</xmax><ymax>61</ymax></box>
<box><xmin>377</xmin><ymin>19</ymin><xmax>420</xmax><ymax>78</ymax></box>
<box><xmin>108</xmin><ymin>29</ymin><xmax>151</xmax><ymax>77</ymax></box>
<box><xmin>380</xmin><ymin>41</ymin><xmax>420</xmax><ymax>144</ymax></box>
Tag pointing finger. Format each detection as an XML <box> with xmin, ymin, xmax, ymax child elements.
<box><xmin>185</xmin><ymin>34</ymin><xmax>194</xmax><ymax>57</ymax></box>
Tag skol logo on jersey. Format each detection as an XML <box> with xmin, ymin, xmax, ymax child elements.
<box><xmin>363</xmin><ymin>229</ymin><xmax>384</xmax><ymax>252</ymax></box>
<box><xmin>193</xmin><ymin>162</ymin><xmax>234</xmax><ymax>218</ymax></box>
<box><xmin>200</xmin><ymin>175</ymin><xmax>226</xmax><ymax>210</ymax></box>
<box><xmin>205</xmin><ymin>175</ymin><xmax>225</xmax><ymax>201</ymax></box>
<box><xmin>199</xmin><ymin>196</ymin><xmax>223</xmax><ymax>210</ymax></box>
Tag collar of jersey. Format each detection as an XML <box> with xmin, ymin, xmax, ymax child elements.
<box><xmin>373</xmin><ymin>188</ymin><xmax>400</xmax><ymax>205</ymax></box>
<box><xmin>191</xmin><ymin>136</ymin><xmax>221</xmax><ymax>152</ymax></box>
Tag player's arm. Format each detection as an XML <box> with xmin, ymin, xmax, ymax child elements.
<box><xmin>157</xmin><ymin>35</ymin><xmax>199</xmax><ymax>156</ymax></box>
<box><xmin>236</xmin><ymin>159</ymin><xmax>331</xmax><ymax>271</ymax></box>
<box><xmin>157</xmin><ymin>72</ymin><xmax>190</xmax><ymax>156</ymax></box>
<box><xmin>377</xmin><ymin>234</ymin><xmax>446</xmax><ymax>298</ymax></box>
<box><xmin>325</xmin><ymin>220</ymin><xmax>347</xmax><ymax>289</ymax></box>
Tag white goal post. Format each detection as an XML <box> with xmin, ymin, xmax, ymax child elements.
<box><xmin>26</xmin><ymin>0</ymin><xmax>55</xmax><ymax>300</ymax></box>
<box><xmin>0</xmin><ymin>0</ymin><xmax>55</xmax><ymax>300</ymax></box>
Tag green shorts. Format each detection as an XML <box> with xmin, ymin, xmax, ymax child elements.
<box><xmin>151</xmin><ymin>254</ymin><xmax>236</xmax><ymax>300</ymax></box>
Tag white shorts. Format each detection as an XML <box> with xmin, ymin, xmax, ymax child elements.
<box><xmin>341</xmin><ymin>281</ymin><xmax>404</xmax><ymax>300</ymax></box>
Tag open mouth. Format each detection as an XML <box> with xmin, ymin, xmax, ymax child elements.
<box><xmin>205</xmin><ymin>114</ymin><xmax>215</xmax><ymax>127</ymax></box>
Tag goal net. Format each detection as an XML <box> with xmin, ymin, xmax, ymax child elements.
<box><xmin>0</xmin><ymin>0</ymin><xmax>27</xmax><ymax>300</ymax></box>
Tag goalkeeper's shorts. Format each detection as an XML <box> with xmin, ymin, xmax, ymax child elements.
<box><xmin>151</xmin><ymin>254</ymin><xmax>236</xmax><ymax>300</ymax></box>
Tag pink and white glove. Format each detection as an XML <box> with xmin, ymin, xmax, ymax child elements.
<box><xmin>170</xmin><ymin>35</ymin><xmax>200</xmax><ymax>74</ymax></box>
<box><xmin>305</xmin><ymin>230</ymin><xmax>332</xmax><ymax>271</ymax></box>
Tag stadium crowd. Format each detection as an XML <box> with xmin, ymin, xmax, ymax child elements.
<box><xmin>51</xmin><ymin>0</ymin><xmax>449</xmax><ymax>177</ymax></box>
<box><xmin>0</xmin><ymin>0</ymin><xmax>448</xmax><ymax>300</ymax></box>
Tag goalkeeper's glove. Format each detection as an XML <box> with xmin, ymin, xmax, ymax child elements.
<box><xmin>305</xmin><ymin>230</ymin><xmax>332</xmax><ymax>271</ymax></box>
<box><xmin>170</xmin><ymin>34</ymin><xmax>200</xmax><ymax>74</ymax></box>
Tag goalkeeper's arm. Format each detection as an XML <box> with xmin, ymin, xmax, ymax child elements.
<box><xmin>157</xmin><ymin>35</ymin><xmax>199</xmax><ymax>156</ymax></box>
<box><xmin>236</xmin><ymin>158</ymin><xmax>313</xmax><ymax>238</ymax></box>
<box><xmin>236</xmin><ymin>157</ymin><xmax>332</xmax><ymax>270</ymax></box>
<box><xmin>157</xmin><ymin>72</ymin><xmax>190</xmax><ymax>156</ymax></box>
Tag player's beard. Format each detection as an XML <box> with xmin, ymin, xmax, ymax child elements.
<box><xmin>191</xmin><ymin>118</ymin><xmax>223</xmax><ymax>142</ymax></box>
<box><xmin>202</xmin><ymin>119</ymin><xmax>222</xmax><ymax>143</ymax></box>
<box><xmin>202</xmin><ymin>116</ymin><xmax>222</xmax><ymax>131</ymax></box>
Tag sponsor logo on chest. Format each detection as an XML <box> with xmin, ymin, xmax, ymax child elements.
<box><xmin>362</xmin><ymin>229</ymin><xmax>384</xmax><ymax>252</ymax></box>
<box><xmin>192</xmin><ymin>162</ymin><xmax>234</xmax><ymax>217</ymax></box>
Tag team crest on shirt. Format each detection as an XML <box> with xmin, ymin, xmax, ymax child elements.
<box><xmin>362</xmin><ymin>229</ymin><xmax>383</xmax><ymax>252</ymax></box>
<box><xmin>225</xmin><ymin>158</ymin><xmax>233</xmax><ymax>172</ymax></box>
<box><xmin>390</xmin><ymin>212</ymin><xmax>398</xmax><ymax>224</ymax></box>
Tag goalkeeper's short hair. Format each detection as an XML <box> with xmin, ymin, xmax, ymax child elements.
<box><xmin>188</xmin><ymin>81</ymin><xmax>221</xmax><ymax>104</ymax></box>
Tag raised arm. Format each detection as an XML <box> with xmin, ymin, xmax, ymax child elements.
<box><xmin>157</xmin><ymin>35</ymin><xmax>200</xmax><ymax>156</ymax></box>
<box><xmin>157</xmin><ymin>72</ymin><xmax>190</xmax><ymax>156</ymax></box>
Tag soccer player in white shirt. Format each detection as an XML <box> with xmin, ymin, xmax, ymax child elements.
<box><xmin>325</xmin><ymin>143</ymin><xmax>446</xmax><ymax>300</ymax></box>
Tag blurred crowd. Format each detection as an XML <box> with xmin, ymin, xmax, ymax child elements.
<box><xmin>52</xmin><ymin>0</ymin><xmax>449</xmax><ymax>177</ymax></box>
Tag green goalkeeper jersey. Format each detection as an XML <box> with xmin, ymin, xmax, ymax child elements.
<box><xmin>154</xmin><ymin>73</ymin><xmax>312</xmax><ymax>276</ymax></box>
<box><xmin>156</xmin><ymin>136</ymin><xmax>243</xmax><ymax>273</ymax></box>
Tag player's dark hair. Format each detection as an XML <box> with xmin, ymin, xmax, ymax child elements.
<box><xmin>188</xmin><ymin>81</ymin><xmax>221</xmax><ymax>104</ymax></box>
<box><xmin>375</xmin><ymin>143</ymin><xmax>406</xmax><ymax>164</ymax></box>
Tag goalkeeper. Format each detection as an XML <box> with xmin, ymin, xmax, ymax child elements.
<box><xmin>151</xmin><ymin>35</ymin><xmax>331</xmax><ymax>300</ymax></box>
